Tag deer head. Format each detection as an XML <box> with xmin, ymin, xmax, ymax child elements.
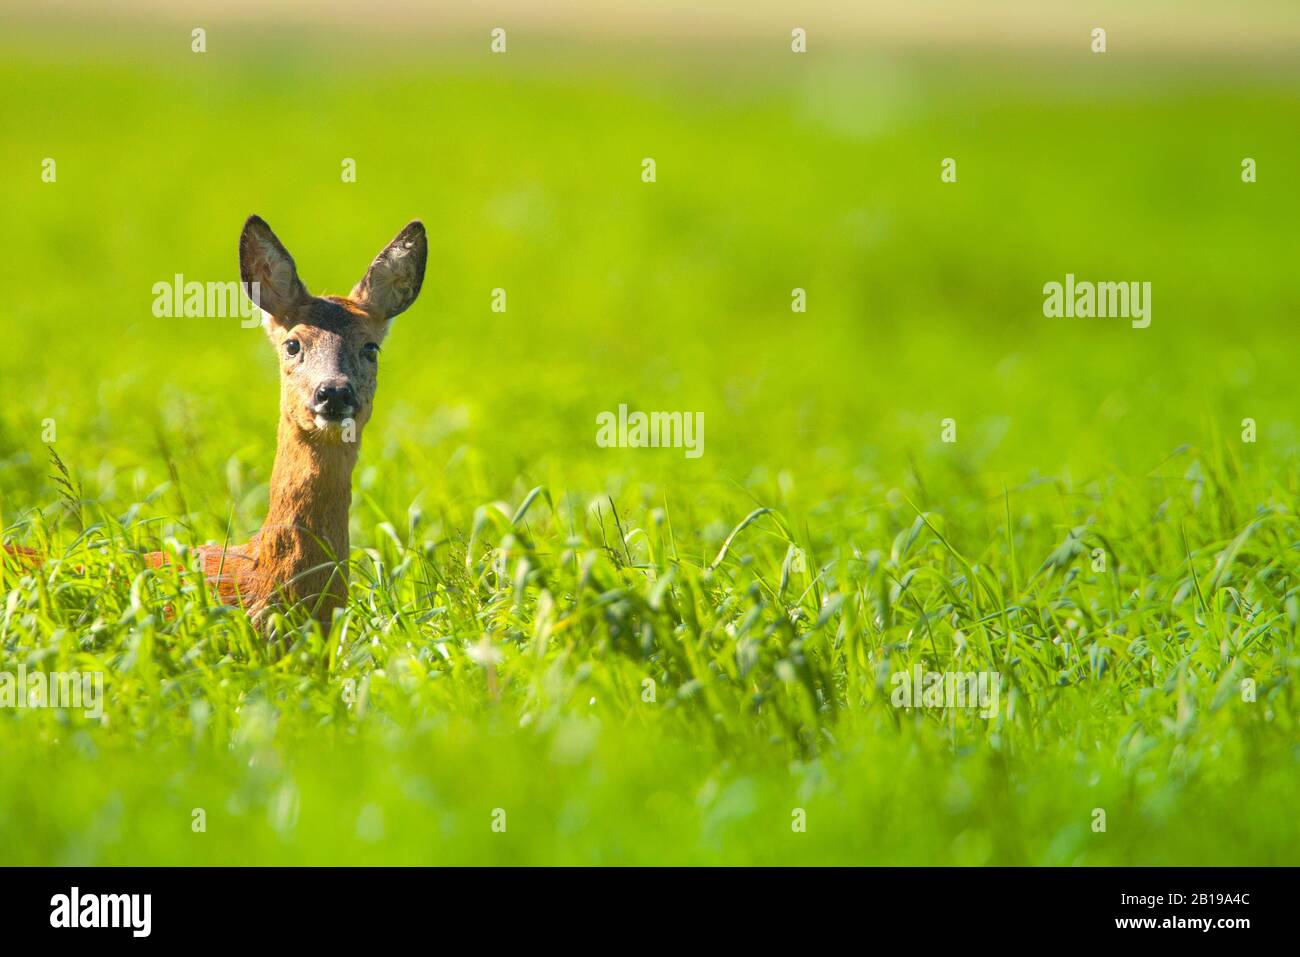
<box><xmin>239</xmin><ymin>215</ymin><xmax>427</xmax><ymax>443</ymax></box>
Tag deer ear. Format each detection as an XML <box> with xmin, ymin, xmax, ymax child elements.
<box><xmin>239</xmin><ymin>215</ymin><xmax>310</xmax><ymax>320</ymax></box>
<box><xmin>351</xmin><ymin>221</ymin><xmax>427</xmax><ymax>320</ymax></box>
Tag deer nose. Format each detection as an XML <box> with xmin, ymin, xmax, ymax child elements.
<box><xmin>313</xmin><ymin>380</ymin><xmax>357</xmax><ymax>415</ymax></box>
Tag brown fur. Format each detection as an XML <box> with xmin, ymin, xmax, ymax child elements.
<box><xmin>3</xmin><ymin>216</ymin><xmax>427</xmax><ymax>630</ymax></box>
<box><xmin>1</xmin><ymin>544</ymin><xmax>42</xmax><ymax>568</ymax></box>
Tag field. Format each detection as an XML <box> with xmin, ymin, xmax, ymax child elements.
<box><xmin>2</xmin><ymin>13</ymin><xmax>1299</xmax><ymax>865</ymax></box>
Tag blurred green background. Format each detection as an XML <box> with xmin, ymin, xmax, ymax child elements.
<box><xmin>1</xmin><ymin>3</ymin><xmax>1298</xmax><ymax>865</ymax></box>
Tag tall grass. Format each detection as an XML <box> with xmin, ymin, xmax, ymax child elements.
<box><xmin>1</xmin><ymin>27</ymin><xmax>1298</xmax><ymax>864</ymax></box>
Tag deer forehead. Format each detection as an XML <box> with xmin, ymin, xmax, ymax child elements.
<box><xmin>266</xmin><ymin>297</ymin><xmax>386</xmax><ymax>345</ymax></box>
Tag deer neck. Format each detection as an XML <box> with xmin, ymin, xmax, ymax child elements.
<box><xmin>257</xmin><ymin>415</ymin><xmax>358</xmax><ymax>581</ymax></box>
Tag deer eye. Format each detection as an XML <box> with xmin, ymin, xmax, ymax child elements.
<box><xmin>284</xmin><ymin>339</ymin><xmax>301</xmax><ymax>357</ymax></box>
<box><xmin>362</xmin><ymin>342</ymin><xmax>380</xmax><ymax>362</ymax></box>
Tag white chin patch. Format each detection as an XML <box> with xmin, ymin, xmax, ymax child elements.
<box><xmin>313</xmin><ymin>415</ymin><xmax>356</xmax><ymax>434</ymax></box>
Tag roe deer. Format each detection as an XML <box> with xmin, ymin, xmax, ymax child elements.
<box><xmin>2</xmin><ymin>215</ymin><xmax>427</xmax><ymax>628</ymax></box>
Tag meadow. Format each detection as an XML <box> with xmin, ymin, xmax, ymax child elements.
<box><xmin>1</xmin><ymin>20</ymin><xmax>1299</xmax><ymax>864</ymax></box>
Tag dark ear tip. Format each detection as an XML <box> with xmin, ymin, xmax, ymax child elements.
<box><xmin>404</xmin><ymin>220</ymin><xmax>426</xmax><ymax>239</ymax></box>
<box><xmin>240</xmin><ymin>216</ymin><xmax>271</xmax><ymax>252</ymax></box>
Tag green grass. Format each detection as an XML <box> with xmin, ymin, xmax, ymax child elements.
<box><xmin>2</xmin><ymin>24</ymin><xmax>1299</xmax><ymax>864</ymax></box>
